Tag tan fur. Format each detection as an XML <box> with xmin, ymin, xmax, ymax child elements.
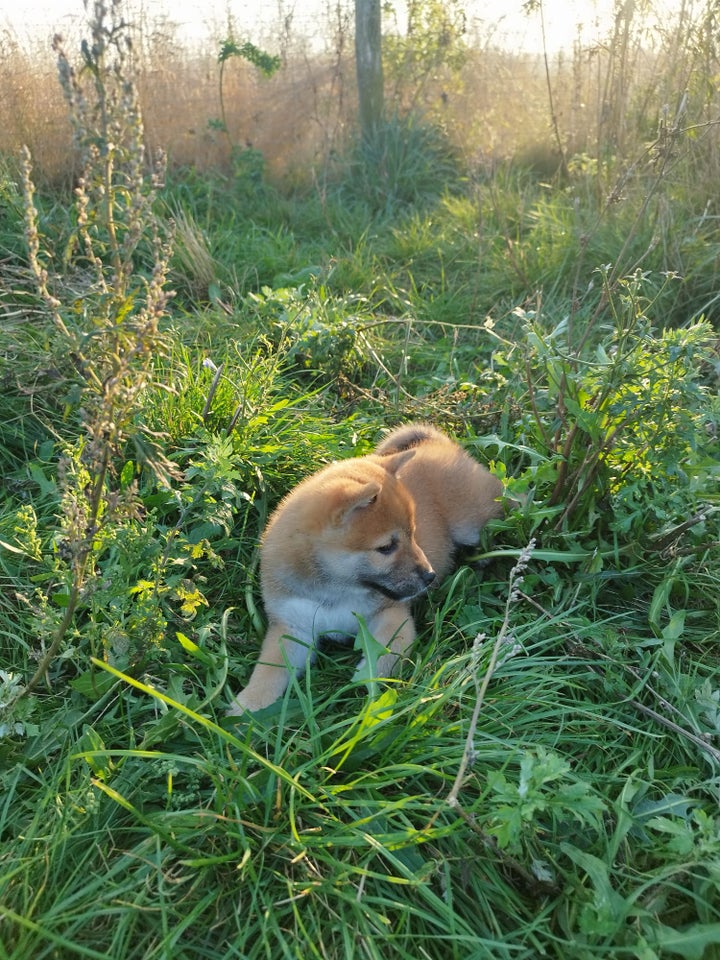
<box><xmin>227</xmin><ymin>423</ymin><xmax>504</xmax><ymax>714</ymax></box>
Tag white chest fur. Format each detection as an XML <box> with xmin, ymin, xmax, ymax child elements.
<box><xmin>271</xmin><ymin>590</ymin><xmax>378</xmax><ymax>643</ymax></box>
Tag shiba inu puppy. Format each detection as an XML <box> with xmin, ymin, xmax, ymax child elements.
<box><xmin>227</xmin><ymin>423</ymin><xmax>504</xmax><ymax>714</ymax></box>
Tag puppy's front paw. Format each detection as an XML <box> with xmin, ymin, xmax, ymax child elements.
<box><xmin>226</xmin><ymin>668</ymin><xmax>291</xmax><ymax>716</ymax></box>
<box><xmin>226</xmin><ymin>693</ymin><xmax>250</xmax><ymax>717</ymax></box>
<box><xmin>352</xmin><ymin>651</ymin><xmax>401</xmax><ymax>686</ymax></box>
<box><xmin>226</xmin><ymin>688</ymin><xmax>268</xmax><ymax>716</ymax></box>
<box><xmin>374</xmin><ymin>651</ymin><xmax>401</xmax><ymax>678</ymax></box>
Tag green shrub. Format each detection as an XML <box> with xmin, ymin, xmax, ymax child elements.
<box><xmin>339</xmin><ymin>114</ymin><xmax>464</xmax><ymax>213</ymax></box>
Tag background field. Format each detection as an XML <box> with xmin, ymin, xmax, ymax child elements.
<box><xmin>1</xmin><ymin>1</ymin><xmax>719</xmax><ymax>958</ymax></box>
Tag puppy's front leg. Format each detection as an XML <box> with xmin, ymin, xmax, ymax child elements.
<box><xmin>370</xmin><ymin>603</ymin><xmax>417</xmax><ymax>679</ymax></box>
<box><xmin>227</xmin><ymin>623</ymin><xmax>312</xmax><ymax>715</ymax></box>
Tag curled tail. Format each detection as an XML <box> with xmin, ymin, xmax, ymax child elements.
<box><xmin>374</xmin><ymin>422</ymin><xmax>449</xmax><ymax>456</ymax></box>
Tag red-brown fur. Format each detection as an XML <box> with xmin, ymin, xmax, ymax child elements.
<box><xmin>227</xmin><ymin>423</ymin><xmax>503</xmax><ymax>714</ymax></box>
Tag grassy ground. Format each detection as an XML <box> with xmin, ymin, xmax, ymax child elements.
<box><xmin>1</xmin><ymin>4</ymin><xmax>720</xmax><ymax>959</ymax></box>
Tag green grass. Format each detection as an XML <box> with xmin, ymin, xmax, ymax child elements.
<box><xmin>1</xmin><ymin>9</ymin><xmax>720</xmax><ymax>959</ymax></box>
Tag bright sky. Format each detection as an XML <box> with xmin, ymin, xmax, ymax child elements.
<box><xmin>1</xmin><ymin>0</ymin><xmax>619</xmax><ymax>54</ymax></box>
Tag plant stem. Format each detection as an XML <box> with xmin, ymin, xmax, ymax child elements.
<box><xmin>447</xmin><ymin>542</ymin><xmax>535</xmax><ymax>809</ymax></box>
<box><xmin>446</xmin><ymin>627</ymin><xmax>507</xmax><ymax>809</ymax></box>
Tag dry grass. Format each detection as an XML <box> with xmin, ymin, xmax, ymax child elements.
<box><xmin>0</xmin><ymin>2</ymin><xmax>718</xmax><ymax>188</ymax></box>
<box><xmin>0</xmin><ymin>31</ymin><xmax>72</xmax><ymax>185</ymax></box>
<box><xmin>0</xmin><ymin>13</ymin><xmax>359</xmax><ymax>186</ymax></box>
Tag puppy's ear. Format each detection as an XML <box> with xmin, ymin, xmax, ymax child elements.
<box><xmin>331</xmin><ymin>480</ymin><xmax>382</xmax><ymax>525</ymax></box>
<box><xmin>377</xmin><ymin>448</ymin><xmax>415</xmax><ymax>476</ymax></box>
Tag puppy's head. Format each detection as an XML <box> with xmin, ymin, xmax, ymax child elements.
<box><xmin>316</xmin><ymin>453</ymin><xmax>436</xmax><ymax>601</ymax></box>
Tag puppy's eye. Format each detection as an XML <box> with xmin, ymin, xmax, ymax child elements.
<box><xmin>376</xmin><ymin>537</ymin><xmax>398</xmax><ymax>556</ymax></box>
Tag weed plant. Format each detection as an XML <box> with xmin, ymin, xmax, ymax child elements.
<box><xmin>1</xmin><ymin>2</ymin><xmax>720</xmax><ymax>960</ymax></box>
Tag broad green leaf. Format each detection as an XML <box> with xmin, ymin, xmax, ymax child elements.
<box><xmin>646</xmin><ymin>922</ymin><xmax>720</xmax><ymax>960</ymax></box>
<box><xmin>352</xmin><ymin>615</ymin><xmax>390</xmax><ymax>696</ymax></box>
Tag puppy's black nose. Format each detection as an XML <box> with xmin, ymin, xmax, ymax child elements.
<box><xmin>421</xmin><ymin>568</ymin><xmax>436</xmax><ymax>587</ymax></box>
